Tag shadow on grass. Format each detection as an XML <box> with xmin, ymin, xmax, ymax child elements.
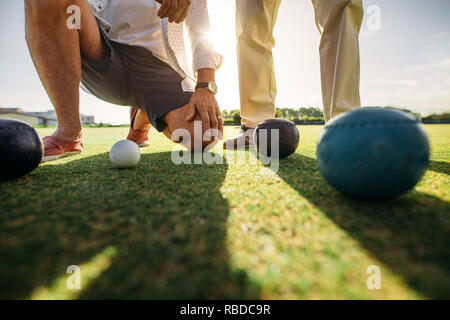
<box><xmin>0</xmin><ymin>151</ymin><xmax>260</xmax><ymax>299</ymax></box>
<box><xmin>430</xmin><ymin>160</ymin><xmax>450</xmax><ymax>175</ymax></box>
<box><xmin>275</xmin><ymin>154</ymin><xmax>450</xmax><ymax>299</ymax></box>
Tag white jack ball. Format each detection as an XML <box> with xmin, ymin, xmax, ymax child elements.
<box><xmin>109</xmin><ymin>140</ymin><xmax>141</xmax><ymax>169</ymax></box>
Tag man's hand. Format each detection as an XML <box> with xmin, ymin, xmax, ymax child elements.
<box><xmin>155</xmin><ymin>0</ymin><xmax>191</xmax><ymax>23</ymax></box>
<box><xmin>186</xmin><ymin>89</ymin><xmax>223</xmax><ymax>141</ymax></box>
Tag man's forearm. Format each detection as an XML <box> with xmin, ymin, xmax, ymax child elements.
<box><xmin>197</xmin><ymin>68</ymin><xmax>215</xmax><ymax>83</ymax></box>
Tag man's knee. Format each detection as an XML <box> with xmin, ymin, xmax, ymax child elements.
<box><xmin>313</xmin><ymin>0</ymin><xmax>363</xmax><ymax>29</ymax></box>
<box><xmin>169</xmin><ymin>122</ymin><xmax>218</xmax><ymax>152</ymax></box>
<box><xmin>236</xmin><ymin>0</ymin><xmax>280</xmax><ymax>42</ymax></box>
<box><xmin>25</xmin><ymin>0</ymin><xmax>83</xmax><ymax>21</ymax></box>
<box><xmin>313</xmin><ymin>0</ymin><xmax>362</xmax><ymax>8</ymax></box>
<box><xmin>165</xmin><ymin>105</ymin><xmax>218</xmax><ymax>152</ymax></box>
<box><xmin>320</xmin><ymin>0</ymin><xmax>363</xmax><ymax>14</ymax></box>
<box><xmin>173</xmin><ymin>127</ymin><xmax>218</xmax><ymax>152</ymax></box>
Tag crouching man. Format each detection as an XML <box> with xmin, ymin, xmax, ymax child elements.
<box><xmin>25</xmin><ymin>0</ymin><xmax>223</xmax><ymax>162</ymax></box>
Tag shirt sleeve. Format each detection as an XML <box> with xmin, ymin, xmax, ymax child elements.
<box><xmin>185</xmin><ymin>0</ymin><xmax>224</xmax><ymax>76</ymax></box>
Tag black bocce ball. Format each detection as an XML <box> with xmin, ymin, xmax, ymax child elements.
<box><xmin>254</xmin><ymin>118</ymin><xmax>300</xmax><ymax>159</ymax></box>
<box><xmin>0</xmin><ymin>118</ymin><xmax>43</xmax><ymax>180</ymax></box>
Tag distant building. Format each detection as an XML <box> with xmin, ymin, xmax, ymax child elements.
<box><xmin>0</xmin><ymin>108</ymin><xmax>45</xmax><ymax>126</ymax></box>
<box><xmin>81</xmin><ymin>114</ymin><xmax>95</xmax><ymax>125</ymax></box>
<box><xmin>0</xmin><ymin>107</ymin><xmax>95</xmax><ymax>126</ymax></box>
<box><xmin>28</xmin><ymin>110</ymin><xmax>58</xmax><ymax>125</ymax></box>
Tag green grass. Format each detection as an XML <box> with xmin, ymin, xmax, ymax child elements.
<box><xmin>0</xmin><ymin>125</ymin><xmax>449</xmax><ymax>299</ymax></box>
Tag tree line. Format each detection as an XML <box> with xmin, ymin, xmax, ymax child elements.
<box><xmin>221</xmin><ymin>106</ymin><xmax>450</xmax><ymax>125</ymax></box>
<box><xmin>221</xmin><ymin>107</ymin><xmax>325</xmax><ymax>125</ymax></box>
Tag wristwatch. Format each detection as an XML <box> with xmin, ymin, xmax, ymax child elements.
<box><xmin>195</xmin><ymin>81</ymin><xmax>218</xmax><ymax>95</ymax></box>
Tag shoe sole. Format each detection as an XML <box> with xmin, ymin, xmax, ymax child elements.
<box><xmin>127</xmin><ymin>139</ymin><xmax>150</xmax><ymax>148</ymax></box>
<box><xmin>137</xmin><ymin>141</ymin><xmax>150</xmax><ymax>148</ymax></box>
<box><xmin>41</xmin><ymin>151</ymin><xmax>82</xmax><ymax>163</ymax></box>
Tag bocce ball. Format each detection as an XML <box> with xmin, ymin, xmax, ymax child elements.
<box><xmin>109</xmin><ymin>140</ymin><xmax>141</xmax><ymax>169</ymax></box>
<box><xmin>0</xmin><ymin>118</ymin><xmax>43</xmax><ymax>180</ymax></box>
<box><xmin>316</xmin><ymin>108</ymin><xmax>430</xmax><ymax>198</ymax></box>
<box><xmin>254</xmin><ymin>119</ymin><xmax>300</xmax><ymax>159</ymax></box>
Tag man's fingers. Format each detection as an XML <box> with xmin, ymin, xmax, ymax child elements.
<box><xmin>165</xmin><ymin>0</ymin><xmax>180</xmax><ymax>19</ymax></box>
<box><xmin>209</xmin><ymin>110</ymin><xmax>219</xmax><ymax>132</ymax></box>
<box><xmin>218</xmin><ymin>118</ymin><xmax>224</xmax><ymax>140</ymax></box>
<box><xmin>199</xmin><ymin>109</ymin><xmax>211</xmax><ymax>139</ymax></box>
<box><xmin>157</xmin><ymin>0</ymin><xmax>190</xmax><ymax>23</ymax></box>
<box><xmin>216</xmin><ymin>104</ymin><xmax>223</xmax><ymax>134</ymax></box>
<box><xmin>208</xmin><ymin>110</ymin><xmax>220</xmax><ymax>142</ymax></box>
<box><xmin>175</xmin><ymin>0</ymin><xmax>191</xmax><ymax>23</ymax></box>
<box><xmin>216</xmin><ymin>109</ymin><xmax>224</xmax><ymax>139</ymax></box>
<box><xmin>169</xmin><ymin>10</ymin><xmax>183</xmax><ymax>23</ymax></box>
<box><xmin>185</xmin><ymin>103</ymin><xmax>196</xmax><ymax>121</ymax></box>
<box><xmin>169</xmin><ymin>0</ymin><xmax>185</xmax><ymax>23</ymax></box>
<box><xmin>157</xmin><ymin>0</ymin><xmax>171</xmax><ymax>18</ymax></box>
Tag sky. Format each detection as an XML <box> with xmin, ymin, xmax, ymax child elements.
<box><xmin>0</xmin><ymin>0</ymin><xmax>449</xmax><ymax>124</ymax></box>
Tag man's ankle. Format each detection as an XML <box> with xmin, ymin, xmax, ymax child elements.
<box><xmin>52</xmin><ymin>127</ymin><xmax>83</xmax><ymax>142</ymax></box>
<box><xmin>133</xmin><ymin>110</ymin><xmax>151</xmax><ymax>131</ymax></box>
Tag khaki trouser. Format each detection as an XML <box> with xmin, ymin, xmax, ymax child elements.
<box><xmin>236</xmin><ymin>0</ymin><xmax>364</xmax><ymax>126</ymax></box>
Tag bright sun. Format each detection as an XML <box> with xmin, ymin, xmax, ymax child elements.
<box><xmin>184</xmin><ymin>1</ymin><xmax>240</xmax><ymax>110</ymax></box>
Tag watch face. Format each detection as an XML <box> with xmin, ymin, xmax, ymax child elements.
<box><xmin>208</xmin><ymin>82</ymin><xmax>218</xmax><ymax>94</ymax></box>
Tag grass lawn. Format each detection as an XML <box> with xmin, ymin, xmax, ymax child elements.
<box><xmin>0</xmin><ymin>124</ymin><xmax>449</xmax><ymax>299</ymax></box>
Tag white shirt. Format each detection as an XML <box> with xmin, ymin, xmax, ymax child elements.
<box><xmin>88</xmin><ymin>0</ymin><xmax>223</xmax><ymax>92</ymax></box>
<box><xmin>96</xmin><ymin>0</ymin><xmax>169</xmax><ymax>64</ymax></box>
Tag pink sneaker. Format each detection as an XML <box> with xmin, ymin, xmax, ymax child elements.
<box><xmin>127</xmin><ymin>107</ymin><xmax>150</xmax><ymax>148</ymax></box>
<box><xmin>42</xmin><ymin>136</ymin><xmax>84</xmax><ymax>163</ymax></box>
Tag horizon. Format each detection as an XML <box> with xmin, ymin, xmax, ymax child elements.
<box><xmin>0</xmin><ymin>104</ymin><xmax>440</xmax><ymax>126</ymax></box>
<box><xmin>1</xmin><ymin>0</ymin><xmax>449</xmax><ymax>124</ymax></box>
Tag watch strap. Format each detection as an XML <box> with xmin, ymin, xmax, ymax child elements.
<box><xmin>195</xmin><ymin>82</ymin><xmax>210</xmax><ymax>90</ymax></box>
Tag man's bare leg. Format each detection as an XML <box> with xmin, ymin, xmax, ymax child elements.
<box><xmin>132</xmin><ymin>108</ymin><xmax>151</xmax><ymax>131</ymax></box>
<box><xmin>25</xmin><ymin>0</ymin><xmax>106</xmax><ymax>141</ymax></box>
<box><xmin>127</xmin><ymin>107</ymin><xmax>151</xmax><ymax>147</ymax></box>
